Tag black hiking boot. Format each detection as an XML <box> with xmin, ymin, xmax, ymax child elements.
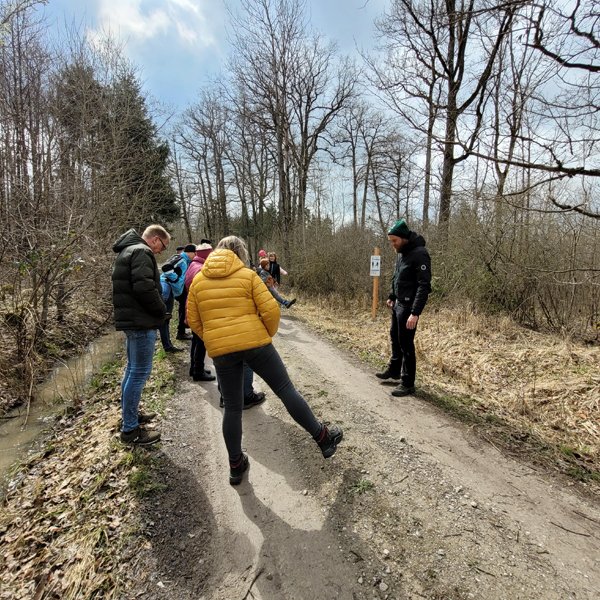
<box><xmin>164</xmin><ymin>346</ymin><xmax>184</xmax><ymax>353</ymax></box>
<box><xmin>315</xmin><ymin>423</ymin><xmax>343</xmax><ymax>458</ymax></box>
<box><xmin>229</xmin><ymin>454</ymin><xmax>249</xmax><ymax>485</ymax></box>
<box><xmin>375</xmin><ymin>368</ymin><xmax>400</xmax><ymax>380</ymax></box>
<box><xmin>193</xmin><ymin>372</ymin><xmax>216</xmax><ymax>382</ymax></box>
<box><xmin>391</xmin><ymin>384</ymin><xmax>416</xmax><ymax>397</ymax></box>
<box><xmin>243</xmin><ymin>392</ymin><xmax>266</xmax><ymax>410</ymax></box>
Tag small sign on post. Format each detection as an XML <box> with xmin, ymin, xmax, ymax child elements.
<box><xmin>370</xmin><ymin>255</ymin><xmax>381</xmax><ymax>277</ymax></box>
<box><xmin>371</xmin><ymin>248</ymin><xmax>380</xmax><ymax>319</ymax></box>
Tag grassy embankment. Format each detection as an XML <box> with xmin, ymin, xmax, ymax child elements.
<box><xmin>0</xmin><ymin>343</ymin><xmax>178</xmax><ymax>600</ymax></box>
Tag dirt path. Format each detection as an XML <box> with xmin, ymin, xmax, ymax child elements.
<box><xmin>127</xmin><ymin>315</ymin><xmax>600</xmax><ymax>600</ymax></box>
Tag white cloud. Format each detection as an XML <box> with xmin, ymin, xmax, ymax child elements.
<box><xmin>95</xmin><ymin>0</ymin><xmax>214</xmax><ymax>47</ymax></box>
<box><xmin>168</xmin><ymin>0</ymin><xmax>200</xmax><ymax>14</ymax></box>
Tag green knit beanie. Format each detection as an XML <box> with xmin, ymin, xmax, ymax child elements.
<box><xmin>388</xmin><ymin>219</ymin><xmax>410</xmax><ymax>239</ymax></box>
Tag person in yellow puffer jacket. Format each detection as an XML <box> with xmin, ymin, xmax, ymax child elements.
<box><xmin>186</xmin><ymin>235</ymin><xmax>344</xmax><ymax>486</ymax></box>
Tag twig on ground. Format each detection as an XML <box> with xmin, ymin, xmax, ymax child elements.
<box><xmin>549</xmin><ymin>521</ymin><xmax>591</xmax><ymax>537</ymax></box>
<box><xmin>573</xmin><ymin>510</ymin><xmax>600</xmax><ymax>527</ymax></box>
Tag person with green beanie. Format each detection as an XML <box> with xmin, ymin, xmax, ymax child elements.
<box><xmin>376</xmin><ymin>219</ymin><xmax>431</xmax><ymax>396</ymax></box>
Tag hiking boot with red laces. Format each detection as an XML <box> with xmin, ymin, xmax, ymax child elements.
<box><xmin>229</xmin><ymin>454</ymin><xmax>249</xmax><ymax>485</ymax></box>
<box><xmin>315</xmin><ymin>423</ymin><xmax>343</xmax><ymax>458</ymax></box>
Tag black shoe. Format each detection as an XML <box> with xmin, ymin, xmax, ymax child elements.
<box><xmin>193</xmin><ymin>372</ymin><xmax>216</xmax><ymax>382</ymax></box>
<box><xmin>391</xmin><ymin>384</ymin><xmax>416</xmax><ymax>397</ymax></box>
<box><xmin>176</xmin><ymin>333</ymin><xmax>193</xmax><ymax>341</ymax></box>
<box><xmin>204</xmin><ymin>369</ymin><xmax>212</xmax><ymax>376</ymax></box>
<box><xmin>164</xmin><ymin>346</ymin><xmax>184</xmax><ymax>353</ymax></box>
<box><xmin>120</xmin><ymin>427</ymin><xmax>161</xmax><ymax>446</ymax></box>
<box><xmin>316</xmin><ymin>423</ymin><xmax>343</xmax><ymax>458</ymax></box>
<box><xmin>375</xmin><ymin>368</ymin><xmax>400</xmax><ymax>380</ymax></box>
<box><xmin>229</xmin><ymin>454</ymin><xmax>249</xmax><ymax>485</ymax></box>
<box><xmin>285</xmin><ymin>298</ymin><xmax>297</xmax><ymax>308</ymax></box>
<box><xmin>243</xmin><ymin>391</ymin><xmax>266</xmax><ymax>410</ymax></box>
<box><xmin>138</xmin><ymin>411</ymin><xmax>157</xmax><ymax>424</ymax></box>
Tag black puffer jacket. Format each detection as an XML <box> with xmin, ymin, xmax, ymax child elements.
<box><xmin>389</xmin><ymin>232</ymin><xmax>432</xmax><ymax>316</ymax></box>
<box><xmin>112</xmin><ymin>229</ymin><xmax>166</xmax><ymax>331</ymax></box>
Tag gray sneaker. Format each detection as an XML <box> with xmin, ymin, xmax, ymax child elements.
<box><xmin>120</xmin><ymin>427</ymin><xmax>161</xmax><ymax>446</ymax></box>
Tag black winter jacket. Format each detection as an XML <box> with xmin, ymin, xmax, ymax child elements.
<box><xmin>389</xmin><ymin>232</ymin><xmax>432</xmax><ymax>316</ymax></box>
<box><xmin>112</xmin><ymin>229</ymin><xmax>166</xmax><ymax>330</ymax></box>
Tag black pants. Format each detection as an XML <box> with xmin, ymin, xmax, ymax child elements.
<box><xmin>213</xmin><ymin>343</ymin><xmax>322</xmax><ymax>463</ymax></box>
<box><xmin>190</xmin><ymin>332</ymin><xmax>207</xmax><ymax>376</ymax></box>
<box><xmin>388</xmin><ymin>303</ymin><xmax>417</xmax><ymax>387</ymax></box>
<box><xmin>175</xmin><ymin>288</ymin><xmax>188</xmax><ymax>336</ymax></box>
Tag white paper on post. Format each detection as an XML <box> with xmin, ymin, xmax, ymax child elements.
<box><xmin>370</xmin><ymin>256</ymin><xmax>381</xmax><ymax>277</ymax></box>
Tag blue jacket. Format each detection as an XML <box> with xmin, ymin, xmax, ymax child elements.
<box><xmin>162</xmin><ymin>252</ymin><xmax>192</xmax><ymax>298</ymax></box>
<box><xmin>160</xmin><ymin>271</ymin><xmax>178</xmax><ymax>302</ymax></box>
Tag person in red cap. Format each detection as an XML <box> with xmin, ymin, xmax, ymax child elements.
<box><xmin>376</xmin><ymin>219</ymin><xmax>431</xmax><ymax>397</ymax></box>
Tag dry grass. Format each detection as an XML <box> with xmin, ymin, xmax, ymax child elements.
<box><xmin>291</xmin><ymin>292</ymin><xmax>600</xmax><ymax>472</ymax></box>
<box><xmin>0</xmin><ymin>351</ymin><xmax>177</xmax><ymax>600</ymax></box>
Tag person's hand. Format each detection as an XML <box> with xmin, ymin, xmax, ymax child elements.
<box><xmin>386</xmin><ymin>299</ymin><xmax>394</xmax><ymax>308</ymax></box>
<box><xmin>406</xmin><ymin>314</ymin><xmax>419</xmax><ymax>329</ymax></box>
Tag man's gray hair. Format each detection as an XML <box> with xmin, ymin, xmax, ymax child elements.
<box><xmin>216</xmin><ymin>236</ymin><xmax>250</xmax><ymax>267</ymax></box>
<box><xmin>142</xmin><ymin>225</ymin><xmax>170</xmax><ymax>242</ymax></box>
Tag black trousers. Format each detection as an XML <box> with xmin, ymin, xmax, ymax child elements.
<box><xmin>175</xmin><ymin>288</ymin><xmax>188</xmax><ymax>336</ymax></box>
<box><xmin>388</xmin><ymin>302</ymin><xmax>417</xmax><ymax>387</ymax></box>
<box><xmin>190</xmin><ymin>332</ymin><xmax>207</xmax><ymax>376</ymax></box>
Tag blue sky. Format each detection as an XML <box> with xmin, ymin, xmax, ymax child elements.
<box><xmin>43</xmin><ymin>0</ymin><xmax>388</xmax><ymax>110</ymax></box>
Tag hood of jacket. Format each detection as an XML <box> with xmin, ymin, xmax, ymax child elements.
<box><xmin>113</xmin><ymin>229</ymin><xmax>146</xmax><ymax>254</ymax></box>
<box><xmin>401</xmin><ymin>231</ymin><xmax>426</xmax><ymax>255</ymax></box>
<box><xmin>201</xmin><ymin>249</ymin><xmax>247</xmax><ymax>279</ymax></box>
<box><xmin>192</xmin><ymin>247</ymin><xmax>213</xmax><ymax>265</ymax></box>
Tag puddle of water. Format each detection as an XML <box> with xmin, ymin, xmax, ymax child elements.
<box><xmin>0</xmin><ymin>330</ymin><xmax>124</xmax><ymax>479</ymax></box>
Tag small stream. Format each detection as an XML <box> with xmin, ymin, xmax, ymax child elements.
<box><xmin>0</xmin><ymin>330</ymin><xmax>124</xmax><ymax>480</ymax></box>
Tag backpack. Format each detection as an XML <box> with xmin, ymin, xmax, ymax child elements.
<box><xmin>161</xmin><ymin>253</ymin><xmax>185</xmax><ymax>278</ymax></box>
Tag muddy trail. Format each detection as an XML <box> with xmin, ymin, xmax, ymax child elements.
<box><xmin>127</xmin><ymin>315</ymin><xmax>600</xmax><ymax>600</ymax></box>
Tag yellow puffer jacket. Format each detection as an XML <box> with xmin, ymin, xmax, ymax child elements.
<box><xmin>186</xmin><ymin>249</ymin><xmax>281</xmax><ymax>357</ymax></box>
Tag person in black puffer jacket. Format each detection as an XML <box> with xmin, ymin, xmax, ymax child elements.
<box><xmin>112</xmin><ymin>225</ymin><xmax>170</xmax><ymax>446</ymax></box>
<box><xmin>375</xmin><ymin>219</ymin><xmax>432</xmax><ymax>397</ymax></box>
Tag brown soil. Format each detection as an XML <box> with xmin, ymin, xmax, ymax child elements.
<box><xmin>123</xmin><ymin>314</ymin><xmax>600</xmax><ymax>600</ymax></box>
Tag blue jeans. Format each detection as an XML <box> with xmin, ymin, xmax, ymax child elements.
<box><xmin>121</xmin><ymin>329</ymin><xmax>157</xmax><ymax>432</ymax></box>
<box><xmin>158</xmin><ymin>292</ymin><xmax>175</xmax><ymax>350</ymax></box>
<box><xmin>213</xmin><ymin>343</ymin><xmax>322</xmax><ymax>463</ymax></box>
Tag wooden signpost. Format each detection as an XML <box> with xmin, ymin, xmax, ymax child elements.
<box><xmin>371</xmin><ymin>248</ymin><xmax>381</xmax><ymax>319</ymax></box>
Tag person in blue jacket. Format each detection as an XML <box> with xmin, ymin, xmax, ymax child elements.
<box><xmin>158</xmin><ymin>266</ymin><xmax>184</xmax><ymax>353</ymax></box>
<box><xmin>161</xmin><ymin>244</ymin><xmax>196</xmax><ymax>340</ymax></box>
